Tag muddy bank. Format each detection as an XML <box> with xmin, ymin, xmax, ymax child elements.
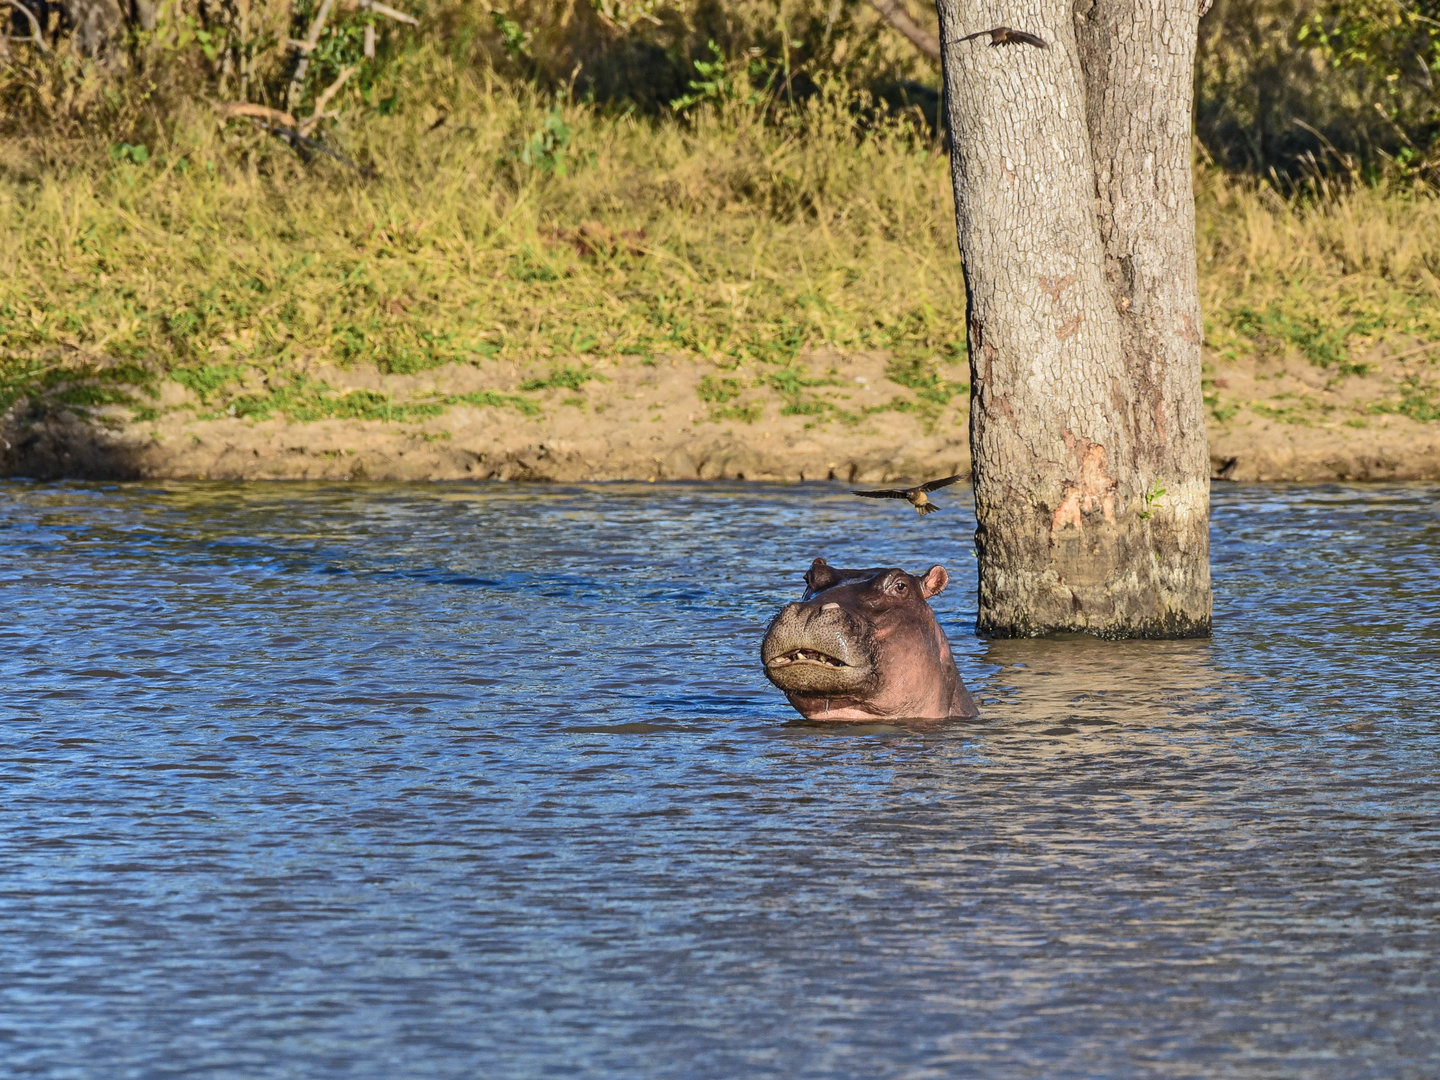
<box><xmin>3</xmin><ymin>348</ymin><xmax>1438</xmax><ymax>484</ymax></box>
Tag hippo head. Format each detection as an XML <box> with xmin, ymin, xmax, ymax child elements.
<box><xmin>761</xmin><ymin>557</ymin><xmax>978</xmax><ymax>721</ymax></box>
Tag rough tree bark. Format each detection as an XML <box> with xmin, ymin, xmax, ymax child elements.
<box><xmin>934</xmin><ymin>0</ymin><xmax>1211</xmax><ymax>638</ymax></box>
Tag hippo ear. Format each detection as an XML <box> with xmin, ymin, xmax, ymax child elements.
<box><xmin>804</xmin><ymin>557</ymin><xmax>839</xmax><ymax>595</ymax></box>
<box><xmin>919</xmin><ymin>565</ymin><xmax>949</xmax><ymax>598</ymax></box>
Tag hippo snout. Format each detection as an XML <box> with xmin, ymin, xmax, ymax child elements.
<box><xmin>760</xmin><ymin>602</ymin><xmax>873</xmax><ymax>694</ymax></box>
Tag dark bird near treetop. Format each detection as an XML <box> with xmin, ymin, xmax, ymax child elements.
<box><xmin>852</xmin><ymin>474</ymin><xmax>966</xmax><ymax>515</ymax></box>
<box><xmin>956</xmin><ymin>26</ymin><xmax>1049</xmax><ymax>49</ymax></box>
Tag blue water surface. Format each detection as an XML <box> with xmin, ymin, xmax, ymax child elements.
<box><xmin>1</xmin><ymin>480</ymin><xmax>1437</xmax><ymax>1079</ymax></box>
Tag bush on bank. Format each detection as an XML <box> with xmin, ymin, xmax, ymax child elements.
<box><xmin>3</xmin><ymin>0</ymin><xmax>1438</xmax><ymax>175</ymax></box>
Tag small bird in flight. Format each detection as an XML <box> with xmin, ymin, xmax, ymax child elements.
<box><xmin>956</xmin><ymin>26</ymin><xmax>1049</xmax><ymax>49</ymax></box>
<box><xmin>852</xmin><ymin>474</ymin><xmax>966</xmax><ymax>515</ymax></box>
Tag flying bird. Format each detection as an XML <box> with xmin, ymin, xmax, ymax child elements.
<box><xmin>852</xmin><ymin>474</ymin><xmax>966</xmax><ymax>515</ymax></box>
<box><xmin>956</xmin><ymin>26</ymin><xmax>1049</xmax><ymax>49</ymax></box>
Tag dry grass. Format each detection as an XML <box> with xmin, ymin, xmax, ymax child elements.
<box><xmin>1198</xmin><ymin>167</ymin><xmax>1440</xmax><ymax>370</ymax></box>
<box><xmin>0</xmin><ymin>67</ymin><xmax>967</xmax><ymax>421</ymax></box>
<box><xmin>1</xmin><ymin>56</ymin><xmax>1438</xmax><ymax>429</ymax></box>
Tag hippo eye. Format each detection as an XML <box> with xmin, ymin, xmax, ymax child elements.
<box><xmin>892</xmin><ymin>580</ymin><xmax>907</xmax><ymax>594</ymax></box>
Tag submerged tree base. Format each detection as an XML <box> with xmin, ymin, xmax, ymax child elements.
<box><xmin>976</xmin><ymin>614</ymin><xmax>1213</xmax><ymax>641</ymax></box>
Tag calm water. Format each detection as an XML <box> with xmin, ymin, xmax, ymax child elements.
<box><xmin>1</xmin><ymin>480</ymin><xmax>1438</xmax><ymax>1079</ymax></box>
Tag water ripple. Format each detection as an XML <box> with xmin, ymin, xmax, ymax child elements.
<box><xmin>1</xmin><ymin>479</ymin><xmax>1437</xmax><ymax>1079</ymax></box>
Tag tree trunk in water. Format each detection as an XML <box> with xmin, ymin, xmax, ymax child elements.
<box><xmin>934</xmin><ymin>0</ymin><xmax>1211</xmax><ymax>638</ymax></box>
<box><xmin>1074</xmin><ymin>0</ymin><xmax>1212</xmax><ymax>632</ymax></box>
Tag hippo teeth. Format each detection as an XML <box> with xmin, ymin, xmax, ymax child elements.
<box><xmin>776</xmin><ymin>648</ymin><xmax>846</xmax><ymax>668</ymax></box>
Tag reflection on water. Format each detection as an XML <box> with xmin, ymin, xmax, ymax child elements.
<box><xmin>1</xmin><ymin>480</ymin><xmax>1437</xmax><ymax>1079</ymax></box>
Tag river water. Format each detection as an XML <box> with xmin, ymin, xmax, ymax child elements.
<box><xmin>1</xmin><ymin>480</ymin><xmax>1437</xmax><ymax>1078</ymax></box>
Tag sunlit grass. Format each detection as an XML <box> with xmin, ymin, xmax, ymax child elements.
<box><xmin>1197</xmin><ymin>168</ymin><xmax>1440</xmax><ymax>371</ymax></box>
<box><xmin>2</xmin><ymin>60</ymin><xmax>1438</xmax><ymax>426</ymax></box>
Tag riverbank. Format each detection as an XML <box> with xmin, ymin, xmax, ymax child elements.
<box><xmin>5</xmin><ymin>341</ymin><xmax>1437</xmax><ymax>483</ymax></box>
<box><xmin>4</xmin><ymin>77</ymin><xmax>1437</xmax><ymax>483</ymax></box>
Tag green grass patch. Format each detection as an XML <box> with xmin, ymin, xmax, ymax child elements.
<box><xmin>171</xmin><ymin>364</ymin><xmax>246</xmax><ymax>404</ymax></box>
<box><xmin>54</xmin><ymin>384</ymin><xmax>136</xmax><ymax>407</ymax></box>
<box><xmin>697</xmin><ymin>375</ymin><xmax>745</xmax><ymax>404</ymax></box>
<box><xmin>698</xmin><ymin>372</ymin><xmax>765</xmax><ymax>422</ymax></box>
<box><xmin>708</xmin><ymin>401</ymin><xmax>765</xmax><ymax>424</ymax></box>
<box><xmin>1207</xmin><ymin>395</ymin><xmax>1240</xmax><ymax>422</ymax></box>
<box><xmin>1247</xmin><ymin>394</ymin><xmax>1337</xmax><ymax>425</ymax></box>
<box><xmin>0</xmin><ymin>360</ymin><xmax>159</xmax><ymax>417</ymax></box>
<box><xmin>519</xmin><ymin>365</ymin><xmax>608</xmax><ymax>392</ymax></box>
<box><xmin>1370</xmin><ymin>376</ymin><xmax>1440</xmax><ymax>422</ymax></box>
<box><xmin>443</xmin><ymin>391</ymin><xmax>542</xmax><ymax>416</ymax></box>
<box><xmin>181</xmin><ymin>378</ymin><xmax>541</xmax><ymax>423</ymax></box>
<box><xmin>887</xmin><ymin>358</ymin><xmax>968</xmax><ymax>402</ymax></box>
<box><xmin>223</xmin><ymin>381</ymin><xmax>446</xmax><ymax>422</ymax></box>
<box><xmin>1228</xmin><ymin>304</ymin><xmax>1377</xmax><ymax>374</ymax></box>
<box><xmin>765</xmin><ymin>366</ymin><xmax>844</xmax><ymax>417</ymax></box>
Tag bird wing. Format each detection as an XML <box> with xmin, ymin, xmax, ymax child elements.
<box><xmin>852</xmin><ymin>489</ymin><xmax>911</xmax><ymax>499</ymax></box>
<box><xmin>955</xmin><ymin>29</ymin><xmax>992</xmax><ymax>43</ymax></box>
<box><xmin>917</xmin><ymin>474</ymin><xmax>966</xmax><ymax>493</ymax></box>
<box><xmin>1004</xmin><ymin>29</ymin><xmax>1049</xmax><ymax>48</ymax></box>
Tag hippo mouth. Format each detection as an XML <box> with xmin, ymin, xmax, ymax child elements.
<box><xmin>768</xmin><ymin>648</ymin><xmax>850</xmax><ymax>669</ymax></box>
<box><xmin>761</xmin><ymin>610</ymin><xmax>874</xmax><ymax>695</ymax></box>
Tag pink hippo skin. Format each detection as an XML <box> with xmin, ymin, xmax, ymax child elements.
<box><xmin>761</xmin><ymin>557</ymin><xmax>979</xmax><ymax>721</ymax></box>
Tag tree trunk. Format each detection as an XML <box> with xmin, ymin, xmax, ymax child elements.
<box><xmin>934</xmin><ymin>0</ymin><xmax>1211</xmax><ymax>638</ymax></box>
<box><xmin>1073</xmin><ymin>0</ymin><xmax>1211</xmax><ymax>631</ymax></box>
<box><xmin>61</xmin><ymin>0</ymin><xmax>127</xmax><ymax>56</ymax></box>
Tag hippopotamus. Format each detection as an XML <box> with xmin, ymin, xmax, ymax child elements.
<box><xmin>761</xmin><ymin>557</ymin><xmax>978</xmax><ymax>721</ymax></box>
